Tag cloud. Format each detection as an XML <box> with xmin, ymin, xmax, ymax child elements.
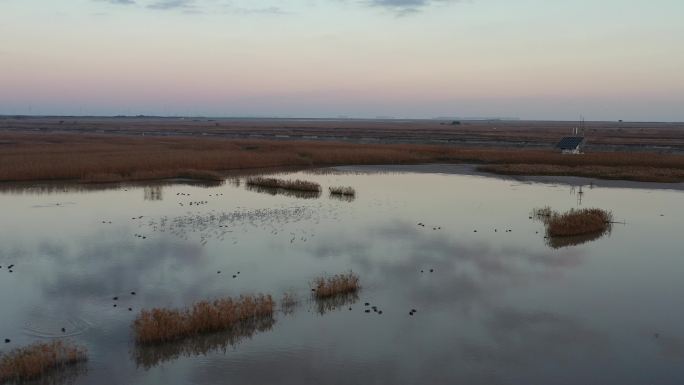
<box><xmin>103</xmin><ymin>0</ymin><xmax>136</xmax><ymax>4</ymax></box>
<box><xmin>147</xmin><ymin>0</ymin><xmax>195</xmax><ymax>10</ymax></box>
<box><xmin>364</xmin><ymin>0</ymin><xmax>461</xmax><ymax>14</ymax></box>
<box><xmin>233</xmin><ymin>6</ymin><xmax>289</xmax><ymax>16</ymax></box>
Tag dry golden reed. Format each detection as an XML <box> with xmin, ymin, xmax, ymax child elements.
<box><xmin>0</xmin><ymin>340</ymin><xmax>87</xmax><ymax>383</ymax></box>
<box><xmin>311</xmin><ymin>272</ymin><xmax>360</xmax><ymax>299</ymax></box>
<box><xmin>133</xmin><ymin>294</ymin><xmax>275</xmax><ymax>345</ymax></box>
<box><xmin>245</xmin><ymin>177</ymin><xmax>321</xmax><ymax>192</ymax></box>
<box><xmin>534</xmin><ymin>207</ymin><xmax>613</xmax><ymax>237</ymax></box>
<box><xmin>546</xmin><ymin>208</ymin><xmax>613</xmax><ymax>237</ymax></box>
<box><xmin>4</xmin><ymin>131</ymin><xmax>684</xmax><ymax>183</ymax></box>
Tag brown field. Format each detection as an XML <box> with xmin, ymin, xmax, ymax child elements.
<box><xmin>537</xmin><ymin>208</ymin><xmax>613</xmax><ymax>237</ymax></box>
<box><xmin>3</xmin><ymin>118</ymin><xmax>684</xmax><ymax>184</ymax></box>
<box><xmin>0</xmin><ymin>340</ymin><xmax>87</xmax><ymax>383</ymax></box>
<box><xmin>312</xmin><ymin>272</ymin><xmax>360</xmax><ymax>299</ymax></box>
<box><xmin>245</xmin><ymin>177</ymin><xmax>321</xmax><ymax>192</ymax></box>
<box><xmin>3</xmin><ymin>116</ymin><xmax>684</xmax><ymax>151</ymax></box>
<box><xmin>133</xmin><ymin>294</ymin><xmax>275</xmax><ymax>345</ymax></box>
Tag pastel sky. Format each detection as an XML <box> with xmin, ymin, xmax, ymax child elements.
<box><xmin>1</xmin><ymin>0</ymin><xmax>683</xmax><ymax>120</ymax></box>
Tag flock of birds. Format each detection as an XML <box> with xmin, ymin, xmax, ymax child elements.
<box><xmin>133</xmin><ymin>193</ymin><xmax>335</xmax><ymax>247</ymax></box>
<box><xmin>2</xmin><ymin>178</ymin><xmax>597</xmax><ymax>351</ymax></box>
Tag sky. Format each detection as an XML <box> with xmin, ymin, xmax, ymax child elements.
<box><xmin>0</xmin><ymin>0</ymin><xmax>683</xmax><ymax>120</ymax></box>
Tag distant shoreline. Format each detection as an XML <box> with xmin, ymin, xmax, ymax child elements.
<box><xmin>336</xmin><ymin>164</ymin><xmax>684</xmax><ymax>191</ymax></box>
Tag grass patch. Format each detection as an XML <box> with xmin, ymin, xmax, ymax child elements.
<box><xmin>311</xmin><ymin>272</ymin><xmax>360</xmax><ymax>299</ymax></box>
<box><xmin>0</xmin><ymin>340</ymin><xmax>87</xmax><ymax>383</ymax></box>
<box><xmin>245</xmin><ymin>177</ymin><xmax>321</xmax><ymax>192</ymax></box>
<box><xmin>534</xmin><ymin>207</ymin><xmax>613</xmax><ymax>237</ymax></box>
<box><xmin>133</xmin><ymin>294</ymin><xmax>275</xmax><ymax>345</ymax></box>
<box><xmin>329</xmin><ymin>186</ymin><xmax>356</xmax><ymax>196</ymax></box>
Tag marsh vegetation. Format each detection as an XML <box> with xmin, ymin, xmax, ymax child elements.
<box><xmin>311</xmin><ymin>272</ymin><xmax>360</xmax><ymax>299</ymax></box>
<box><xmin>5</xmin><ymin>131</ymin><xmax>684</xmax><ymax>184</ymax></box>
<box><xmin>133</xmin><ymin>295</ymin><xmax>275</xmax><ymax>345</ymax></box>
<box><xmin>0</xmin><ymin>340</ymin><xmax>87</xmax><ymax>384</ymax></box>
<box><xmin>245</xmin><ymin>177</ymin><xmax>321</xmax><ymax>193</ymax></box>
<box><xmin>133</xmin><ymin>317</ymin><xmax>276</xmax><ymax>369</ymax></box>
<box><xmin>534</xmin><ymin>206</ymin><xmax>613</xmax><ymax>239</ymax></box>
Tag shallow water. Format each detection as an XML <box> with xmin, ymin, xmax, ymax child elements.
<box><xmin>1</xmin><ymin>165</ymin><xmax>683</xmax><ymax>385</ymax></box>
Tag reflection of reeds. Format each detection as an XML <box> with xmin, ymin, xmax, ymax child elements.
<box><xmin>0</xmin><ymin>340</ymin><xmax>87</xmax><ymax>384</ymax></box>
<box><xmin>546</xmin><ymin>231</ymin><xmax>611</xmax><ymax>249</ymax></box>
<box><xmin>245</xmin><ymin>184</ymin><xmax>321</xmax><ymax>199</ymax></box>
<box><xmin>329</xmin><ymin>193</ymin><xmax>355</xmax><ymax>202</ymax></box>
<box><xmin>329</xmin><ymin>186</ymin><xmax>356</xmax><ymax>196</ymax></box>
<box><xmin>133</xmin><ymin>294</ymin><xmax>275</xmax><ymax>345</ymax></box>
<box><xmin>532</xmin><ymin>206</ymin><xmax>552</xmax><ymax>218</ymax></box>
<box><xmin>245</xmin><ymin>177</ymin><xmax>321</xmax><ymax>192</ymax></box>
<box><xmin>0</xmin><ymin>179</ymin><xmax>223</xmax><ymax>196</ymax></box>
<box><xmin>314</xmin><ymin>292</ymin><xmax>359</xmax><ymax>315</ymax></box>
<box><xmin>280</xmin><ymin>292</ymin><xmax>299</xmax><ymax>315</ymax></box>
<box><xmin>133</xmin><ymin>316</ymin><xmax>276</xmax><ymax>369</ymax></box>
<box><xmin>83</xmin><ymin>169</ymin><xmax>224</xmax><ymax>183</ymax></box>
<box><xmin>312</xmin><ymin>272</ymin><xmax>360</xmax><ymax>299</ymax></box>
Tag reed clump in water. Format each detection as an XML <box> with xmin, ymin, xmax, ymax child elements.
<box><xmin>0</xmin><ymin>340</ymin><xmax>87</xmax><ymax>383</ymax></box>
<box><xmin>245</xmin><ymin>177</ymin><xmax>321</xmax><ymax>192</ymax></box>
<box><xmin>546</xmin><ymin>208</ymin><xmax>613</xmax><ymax>237</ymax></box>
<box><xmin>133</xmin><ymin>316</ymin><xmax>276</xmax><ymax>369</ymax></box>
<box><xmin>328</xmin><ymin>186</ymin><xmax>356</xmax><ymax>196</ymax></box>
<box><xmin>535</xmin><ymin>207</ymin><xmax>613</xmax><ymax>237</ymax></box>
<box><xmin>133</xmin><ymin>294</ymin><xmax>275</xmax><ymax>345</ymax></box>
<box><xmin>311</xmin><ymin>272</ymin><xmax>360</xmax><ymax>299</ymax></box>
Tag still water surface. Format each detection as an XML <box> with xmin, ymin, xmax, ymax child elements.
<box><xmin>1</xmin><ymin>165</ymin><xmax>683</xmax><ymax>385</ymax></box>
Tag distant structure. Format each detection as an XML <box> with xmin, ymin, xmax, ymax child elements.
<box><xmin>556</xmin><ymin>117</ymin><xmax>586</xmax><ymax>154</ymax></box>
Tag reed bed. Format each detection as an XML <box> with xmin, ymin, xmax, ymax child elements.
<box><xmin>0</xmin><ymin>340</ymin><xmax>87</xmax><ymax>383</ymax></box>
<box><xmin>133</xmin><ymin>316</ymin><xmax>275</xmax><ymax>369</ymax></box>
<box><xmin>245</xmin><ymin>184</ymin><xmax>321</xmax><ymax>199</ymax></box>
<box><xmin>329</xmin><ymin>186</ymin><xmax>356</xmax><ymax>196</ymax></box>
<box><xmin>4</xmin><ymin>131</ymin><xmax>684</xmax><ymax>183</ymax></box>
<box><xmin>546</xmin><ymin>208</ymin><xmax>613</xmax><ymax>237</ymax></box>
<box><xmin>245</xmin><ymin>177</ymin><xmax>321</xmax><ymax>192</ymax></box>
<box><xmin>133</xmin><ymin>294</ymin><xmax>275</xmax><ymax>345</ymax></box>
<box><xmin>534</xmin><ymin>207</ymin><xmax>613</xmax><ymax>237</ymax></box>
<box><xmin>311</xmin><ymin>272</ymin><xmax>360</xmax><ymax>299</ymax></box>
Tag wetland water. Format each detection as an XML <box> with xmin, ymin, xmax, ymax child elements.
<box><xmin>1</xmin><ymin>165</ymin><xmax>683</xmax><ymax>384</ymax></box>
